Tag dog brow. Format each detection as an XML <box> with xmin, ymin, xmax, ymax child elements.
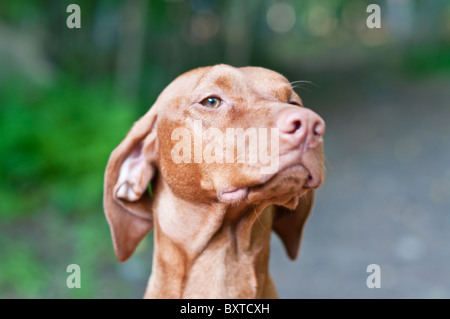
<box><xmin>214</xmin><ymin>75</ymin><xmax>233</xmax><ymax>91</ymax></box>
<box><xmin>273</xmin><ymin>85</ymin><xmax>292</xmax><ymax>102</ymax></box>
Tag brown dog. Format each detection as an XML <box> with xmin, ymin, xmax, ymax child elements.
<box><xmin>103</xmin><ymin>64</ymin><xmax>325</xmax><ymax>298</ymax></box>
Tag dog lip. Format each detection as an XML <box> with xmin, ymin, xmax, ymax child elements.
<box><xmin>218</xmin><ymin>187</ymin><xmax>249</xmax><ymax>203</ymax></box>
<box><xmin>244</xmin><ymin>163</ymin><xmax>308</xmax><ymax>194</ymax></box>
<box><xmin>259</xmin><ymin>162</ymin><xmax>309</xmax><ymax>185</ymax></box>
<box><xmin>277</xmin><ymin>162</ymin><xmax>323</xmax><ymax>189</ymax></box>
<box><xmin>279</xmin><ymin>163</ymin><xmax>308</xmax><ymax>175</ymax></box>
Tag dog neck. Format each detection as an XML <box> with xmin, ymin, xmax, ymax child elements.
<box><xmin>143</xmin><ymin>178</ymin><xmax>277</xmax><ymax>298</ymax></box>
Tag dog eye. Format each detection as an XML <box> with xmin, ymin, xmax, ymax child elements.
<box><xmin>289</xmin><ymin>100</ymin><xmax>302</xmax><ymax>106</ymax></box>
<box><xmin>201</xmin><ymin>97</ymin><xmax>222</xmax><ymax>108</ymax></box>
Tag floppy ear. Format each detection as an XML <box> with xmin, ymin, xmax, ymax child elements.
<box><xmin>273</xmin><ymin>190</ymin><xmax>315</xmax><ymax>260</ymax></box>
<box><xmin>103</xmin><ymin>107</ymin><xmax>159</xmax><ymax>262</ymax></box>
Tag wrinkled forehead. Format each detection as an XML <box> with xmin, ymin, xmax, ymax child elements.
<box><xmin>184</xmin><ymin>65</ymin><xmax>297</xmax><ymax>102</ymax></box>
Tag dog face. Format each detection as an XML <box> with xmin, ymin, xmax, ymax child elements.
<box><xmin>155</xmin><ymin>65</ymin><xmax>324</xmax><ymax>207</ymax></box>
<box><xmin>104</xmin><ymin>64</ymin><xmax>325</xmax><ymax>261</ymax></box>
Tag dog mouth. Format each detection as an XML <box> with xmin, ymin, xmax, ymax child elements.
<box><xmin>218</xmin><ymin>162</ymin><xmax>320</xmax><ymax>204</ymax></box>
<box><xmin>218</xmin><ymin>187</ymin><xmax>250</xmax><ymax>203</ymax></box>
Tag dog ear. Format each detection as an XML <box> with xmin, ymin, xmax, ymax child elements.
<box><xmin>273</xmin><ymin>190</ymin><xmax>315</xmax><ymax>260</ymax></box>
<box><xmin>103</xmin><ymin>107</ymin><xmax>159</xmax><ymax>262</ymax></box>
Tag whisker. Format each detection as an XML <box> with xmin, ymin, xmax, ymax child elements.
<box><xmin>290</xmin><ymin>80</ymin><xmax>319</xmax><ymax>94</ymax></box>
<box><xmin>322</xmin><ymin>156</ymin><xmax>332</xmax><ymax>190</ymax></box>
<box><xmin>235</xmin><ymin>153</ymin><xmax>245</xmax><ymax>162</ymax></box>
<box><xmin>243</xmin><ymin>197</ymin><xmax>271</xmax><ymax>234</ymax></box>
<box><xmin>290</xmin><ymin>80</ymin><xmax>319</xmax><ymax>88</ymax></box>
<box><xmin>292</xmin><ymin>84</ymin><xmax>312</xmax><ymax>93</ymax></box>
<box><xmin>252</xmin><ymin>205</ymin><xmax>271</xmax><ymax>234</ymax></box>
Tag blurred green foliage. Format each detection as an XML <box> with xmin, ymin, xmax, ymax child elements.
<box><xmin>0</xmin><ymin>79</ymin><xmax>137</xmax><ymax>217</ymax></box>
<box><xmin>0</xmin><ymin>78</ymin><xmax>142</xmax><ymax>297</ymax></box>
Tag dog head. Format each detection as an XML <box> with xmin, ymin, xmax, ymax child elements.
<box><xmin>104</xmin><ymin>64</ymin><xmax>325</xmax><ymax>261</ymax></box>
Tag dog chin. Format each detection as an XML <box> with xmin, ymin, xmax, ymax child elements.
<box><xmin>217</xmin><ymin>164</ymin><xmax>310</xmax><ymax>205</ymax></box>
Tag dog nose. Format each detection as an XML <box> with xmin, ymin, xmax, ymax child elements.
<box><xmin>276</xmin><ymin>107</ymin><xmax>325</xmax><ymax>148</ymax></box>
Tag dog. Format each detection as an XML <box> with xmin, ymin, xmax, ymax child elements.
<box><xmin>103</xmin><ymin>64</ymin><xmax>325</xmax><ymax>298</ymax></box>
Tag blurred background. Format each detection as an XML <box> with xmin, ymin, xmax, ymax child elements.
<box><xmin>0</xmin><ymin>0</ymin><xmax>449</xmax><ymax>298</ymax></box>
